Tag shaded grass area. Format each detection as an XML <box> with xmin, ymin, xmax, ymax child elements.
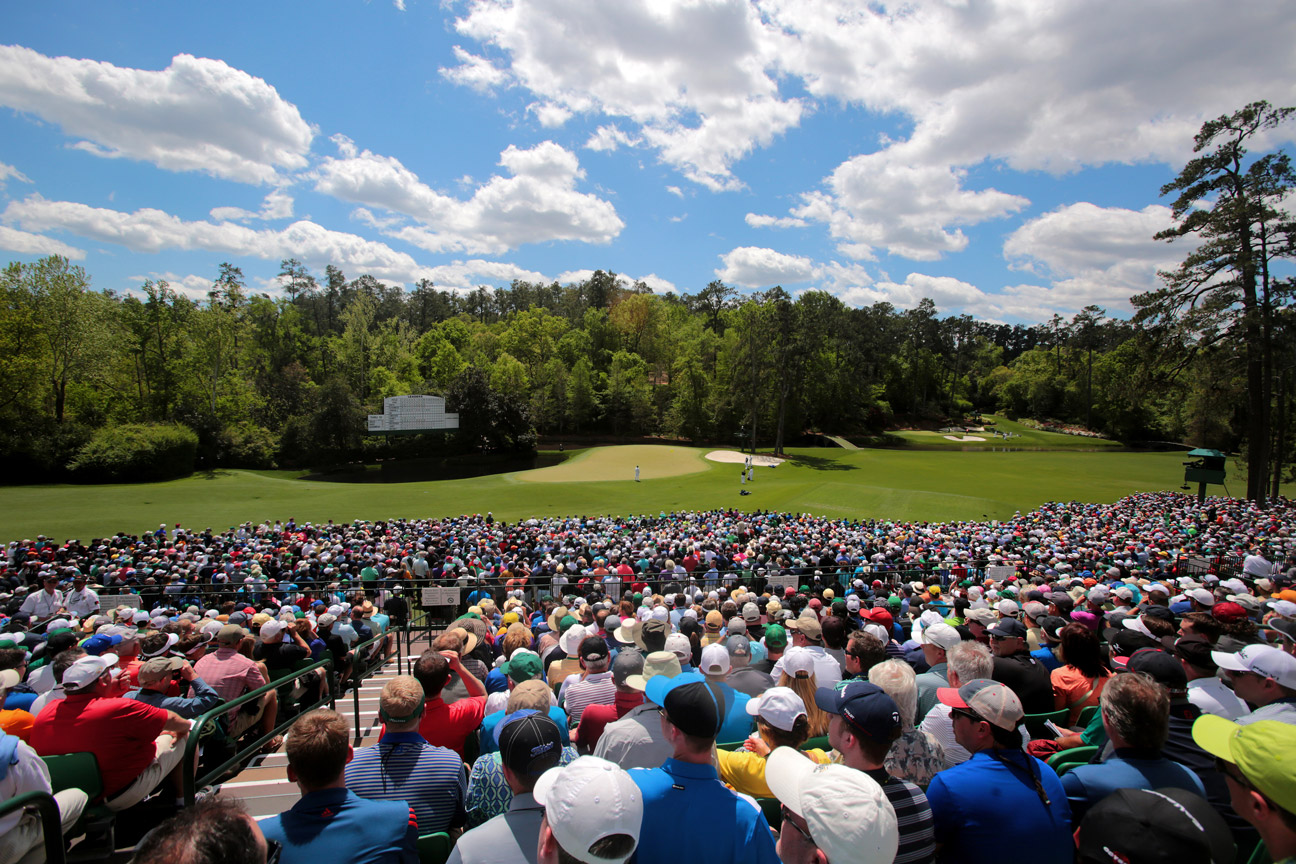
<box><xmin>0</xmin><ymin>445</ymin><xmax>1251</xmax><ymax>541</ymax></box>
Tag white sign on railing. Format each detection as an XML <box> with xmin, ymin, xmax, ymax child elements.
<box><xmin>420</xmin><ymin>587</ymin><xmax>462</xmax><ymax>606</ymax></box>
<box><xmin>984</xmin><ymin>565</ymin><xmax>1017</xmax><ymax>582</ymax></box>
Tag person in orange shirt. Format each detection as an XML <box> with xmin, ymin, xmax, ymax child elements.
<box><xmin>1049</xmin><ymin>622</ymin><xmax>1112</xmax><ymax>725</ymax></box>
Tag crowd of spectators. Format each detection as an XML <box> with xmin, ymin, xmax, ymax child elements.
<box><xmin>1</xmin><ymin>490</ymin><xmax>1296</xmax><ymax>863</ymax></box>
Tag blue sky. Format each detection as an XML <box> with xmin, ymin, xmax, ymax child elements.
<box><xmin>1</xmin><ymin>0</ymin><xmax>1293</xmax><ymax>324</ymax></box>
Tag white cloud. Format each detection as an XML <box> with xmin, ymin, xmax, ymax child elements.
<box><xmin>0</xmin><ymin>225</ymin><xmax>85</xmax><ymax>259</ymax></box>
<box><xmin>0</xmin><ymin>47</ymin><xmax>313</xmax><ymax>185</ymax></box>
<box><xmin>745</xmin><ymin>212</ymin><xmax>807</xmax><ymax>229</ymax></box>
<box><xmin>314</xmin><ymin>141</ymin><xmax>623</xmax><ymax>253</ymax></box>
<box><xmin>529</xmin><ymin>102</ymin><xmax>572</xmax><ymax>127</ymax></box>
<box><xmin>555</xmin><ymin>269</ymin><xmax>678</xmax><ymax>294</ymax></box>
<box><xmin>1001</xmin><ymin>202</ymin><xmax>1189</xmax><ymax>315</ymax></box>
<box><xmin>716</xmin><ymin>246</ymin><xmax>815</xmax><ymax>288</ymax></box>
<box><xmin>424</xmin><ymin>259</ymin><xmax>549</xmax><ymax>290</ymax></box>
<box><xmin>3</xmin><ymin>195</ymin><xmax>435</xmax><ymax>283</ymax></box>
<box><xmin>209</xmin><ymin>189</ymin><xmax>294</xmax><ymax>222</ymax></box>
<box><xmin>586</xmin><ymin>124</ymin><xmax>641</xmax><ymax>153</ymax></box>
<box><xmin>439</xmin><ymin>46</ymin><xmax>509</xmax><ymax>92</ymax></box>
<box><xmin>394</xmin><ymin>0</ymin><xmax>406</xmax><ymax>10</ymax></box>
<box><xmin>665</xmin><ymin>185</ymin><xmax>683</xmax><ymax>198</ymax></box>
<box><xmin>0</xmin><ymin>162</ymin><xmax>31</xmax><ymax>185</ymax></box>
<box><xmin>445</xmin><ymin>0</ymin><xmax>804</xmax><ymax>190</ymax></box>
<box><xmin>866</xmin><ymin>273</ymin><xmax>988</xmax><ymax>312</ymax></box>
<box><xmin>127</xmin><ymin>271</ymin><xmax>215</xmax><ymax>301</ymax></box>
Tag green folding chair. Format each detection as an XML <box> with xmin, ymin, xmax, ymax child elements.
<box><xmin>1022</xmin><ymin>708</ymin><xmax>1069</xmax><ymax>740</ymax></box>
<box><xmin>417</xmin><ymin>832</ymin><xmax>453</xmax><ymax>864</ymax></box>
<box><xmin>757</xmin><ymin>797</ymin><xmax>783</xmax><ymax>831</ymax></box>
<box><xmin>1074</xmin><ymin>704</ymin><xmax>1099</xmax><ymax>729</ymax></box>
<box><xmin>42</xmin><ymin>752</ymin><xmax>117</xmax><ymax>858</ymax></box>
<box><xmin>1045</xmin><ymin>744</ymin><xmax>1100</xmax><ymax>776</ymax></box>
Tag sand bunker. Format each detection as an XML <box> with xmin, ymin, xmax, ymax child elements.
<box><xmin>704</xmin><ymin>450</ymin><xmax>785</xmax><ymax>466</ymax></box>
<box><xmin>943</xmin><ymin>435</ymin><xmax>986</xmax><ymax>442</ymax></box>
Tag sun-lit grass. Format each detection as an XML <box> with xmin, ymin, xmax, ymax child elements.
<box><xmin>0</xmin><ymin>443</ymin><xmax>1247</xmax><ymax>542</ymax></box>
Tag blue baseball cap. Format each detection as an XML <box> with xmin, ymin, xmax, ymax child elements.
<box><xmin>82</xmin><ymin>633</ymin><xmax>123</xmax><ymax>656</ymax></box>
<box><xmin>814</xmin><ymin>681</ymin><xmax>901</xmax><ymax>740</ymax></box>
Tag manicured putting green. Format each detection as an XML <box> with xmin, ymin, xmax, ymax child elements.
<box><xmin>521</xmin><ymin>444</ymin><xmax>708</xmax><ymax>483</ymax></box>
<box><xmin>0</xmin><ymin>445</ymin><xmax>1257</xmax><ymax>542</ymax></box>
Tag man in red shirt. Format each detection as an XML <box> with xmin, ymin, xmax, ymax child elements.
<box><xmin>31</xmin><ymin>654</ymin><xmax>191</xmax><ymax>810</ymax></box>
<box><xmin>411</xmin><ymin>648</ymin><xmax>486</xmax><ymax>758</ymax></box>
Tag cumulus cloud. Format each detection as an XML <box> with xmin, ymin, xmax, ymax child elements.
<box><xmin>586</xmin><ymin>125</ymin><xmax>641</xmax><ymax>153</ymax></box>
<box><xmin>3</xmin><ymin>195</ymin><xmax>434</xmax><ymax>283</ymax></box>
<box><xmin>314</xmin><ymin>141</ymin><xmax>623</xmax><ymax>254</ymax></box>
<box><xmin>1001</xmin><ymin>202</ymin><xmax>1189</xmax><ymax>315</ymax></box>
<box><xmin>209</xmin><ymin>189</ymin><xmax>294</xmax><ymax>222</ymax></box>
<box><xmin>0</xmin><ymin>225</ymin><xmax>84</xmax><ymax>259</ymax></box>
<box><xmin>0</xmin><ymin>46</ymin><xmax>313</xmax><ymax>185</ymax></box>
<box><xmin>745</xmin><ymin>212</ymin><xmax>807</xmax><ymax>229</ymax></box>
<box><xmin>716</xmin><ymin>246</ymin><xmax>815</xmax><ymax>288</ymax></box>
<box><xmin>127</xmin><ymin>271</ymin><xmax>216</xmax><ymax>301</ymax></box>
<box><xmin>443</xmin><ymin>0</ymin><xmax>804</xmax><ymax>190</ymax></box>
<box><xmin>555</xmin><ymin>269</ymin><xmax>678</xmax><ymax>293</ymax></box>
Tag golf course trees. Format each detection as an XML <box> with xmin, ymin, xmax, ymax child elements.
<box><xmin>1137</xmin><ymin>101</ymin><xmax>1296</xmax><ymax>504</ymax></box>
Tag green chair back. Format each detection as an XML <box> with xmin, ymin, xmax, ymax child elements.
<box><xmin>417</xmin><ymin>832</ymin><xmax>453</xmax><ymax>864</ymax></box>
<box><xmin>757</xmin><ymin>797</ymin><xmax>783</xmax><ymax>831</ymax></box>
<box><xmin>1074</xmin><ymin>705</ymin><xmax>1099</xmax><ymax>729</ymax></box>
<box><xmin>800</xmin><ymin>735</ymin><xmax>830</xmax><ymax>752</ymax></box>
<box><xmin>42</xmin><ymin>752</ymin><xmax>104</xmax><ymax>801</ymax></box>
<box><xmin>1045</xmin><ymin>744</ymin><xmax>1100</xmax><ymax>776</ymax></box>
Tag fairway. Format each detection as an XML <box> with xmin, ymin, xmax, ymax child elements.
<box><xmin>890</xmin><ymin>415</ymin><xmax>1125</xmax><ymax>450</ymax></box>
<box><xmin>0</xmin><ymin>445</ymin><xmax>1259</xmax><ymax>542</ymax></box>
<box><xmin>521</xmin><ymin>444</ymin><xmax>708</xmax><ymax>482</ymax></box>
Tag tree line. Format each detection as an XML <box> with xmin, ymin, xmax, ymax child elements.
<box><xmin>0</xmin><ymin>102</ymin><xmax>1291</xmax><ymax>501</ymax></box>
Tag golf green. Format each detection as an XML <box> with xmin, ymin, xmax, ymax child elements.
<box><xmin>521</xmin><ymin>444</ymin><xmax>709</xmax><ymax>482</ymax></box>
<box><xmin>0</xmin><ymin>445</ymin><xmax>1251</xmax><ymax>542</ymax></box>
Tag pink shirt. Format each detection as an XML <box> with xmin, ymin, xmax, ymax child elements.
<box><xmin>195</xmin><ymin>646</ymin><xmax>267</xmax><ymax>715</ymax></box>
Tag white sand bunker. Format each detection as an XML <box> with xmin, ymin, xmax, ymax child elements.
<box><xmin>705</xmin><ymin>450</ymin><xmax>785</xmax><ymax>466</ymax></box>
<box><xmin>944</xmin><ymin>434</ymin><xmax>986</xmax><ymax>442</ymax></box>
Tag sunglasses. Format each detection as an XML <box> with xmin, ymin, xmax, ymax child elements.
<box><xmin>1214</xmin><ymin>756</ymin><xmax>1251</xmax><ymax>789</ymax></box>
<box><xmin>780</xmin><ymin>805</ymin><xmax>815</xmax><ymax>844</ymax></box>
<box><xmin>950</xmin><ymin>707</ymin><xmax>984</xmax><ymax>724</ymax></box>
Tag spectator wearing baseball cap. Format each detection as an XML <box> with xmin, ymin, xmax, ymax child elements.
<box><xmin>925</xmin><ymin>679</ymin><xmax>1073</xmax><ymax>864</ymax></box>
<box><xmin>1075</xmin><ymin>786</ymin><xmax>1236</xmax><ymax>864</ymax></box>
<box><xmin>126</xmin><ymin>655</ymin><xmax>222</xmax><ymax>719</ymax></box>
<box><xmin>1174</xmin><ymin>636</ymin><xmax>1249</xmax><ymax>720</ymax></box>
<box><xmin>987</xmin><ymin>617</ymin><xmax>1054</xmax><ymax>715</ymax></box>
<box><xmin>195</xmin><ymin>623</ymin><xmax>280</xmax><ymax>751</ymax></box>
<box><xmin>1213</xmin><ymin>644</ymin><xmax>1296</xmax><ymax>726</ymax></box>
<box><xmin>534</xmin><ymin>756</ymin><xmax>642</xmax><ymax>864</ymax></box>
<box><xmin>714</xmin><ymin>687</ymin><xmax>827</xmax><ymax>798</ymax></box>
<box><xmin>627</xmin><ymin>674</ymin><xmax>780</xmax><ymax>864</ymax></box>
<box><xmin>1194</xmin><ymin>716</ymin><xmax>1296</xmax><ymax>863</ymax></box>
<box><xmin>698</xmin><ymin>643</ymin><xmax>753</xmax><ymax>744</ymax></box>
<box><xmin>771</xmin><ymin>617</ymin><xmax>841</xmax><ymax>689</ymax></box>
<box><xmin>766</xmin><ymin>747</ymin><xmax>898</xmax><ymax>864</ymax></box>
<box><xmin>724</xmin><ymin>635</ymin><xmax>772</xmax><ymax>698</ymax></box>
<box><xmin>560</xmin><ymin>636</ymin><xmax>617</xmax><ymax>728</ymax></box>
<box><xmin>752</xmin><ymin>623</ymin><xmax>786</xmax><ymax>676</ymax></box>
<box><xmin>1059</xmin><ymin>670</ymin><xmax>1206</xmax><ymax>821</ymax></box>
<box><xmin>914</xmin><ymin>623</ymin><xmax>961</xmax><ymax>722</ymax></box>
<box><xmin>592</xmin><ymin>651</ymin><xmax>681</xmax><ymax>771</ymax></box>
<box><xmin>449</xmin><ymin>710</ymin><xmax>564</xmax><ymax>864</ymax></box>
<box><xmin>815</xmin><ymin>680</ymin><xmax>936</xmax><ymax>864</ymax></box>
<box><xmin>572</xmin><ymin>651</ymin><xmax>645</xmax><ymax>753</ymax></box>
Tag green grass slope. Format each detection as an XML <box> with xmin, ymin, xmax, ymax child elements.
<box><xmin>889</xmin><ymin>414</ymin><xmax>1125</xmax><ymax>450</ymax></box>
<box><xmin>0</xmin><ymin>445</ymin><xmax>1240</xmax><ymax>542</ymax></box>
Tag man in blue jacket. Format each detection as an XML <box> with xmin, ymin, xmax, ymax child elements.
<box><xmin>261</xmin><ymin>709</ymin><xmax>418</xmax><ymax>864</ymax></box>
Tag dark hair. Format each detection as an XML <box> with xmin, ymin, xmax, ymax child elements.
<box><xmin>1180</xmin><ymin>612</ymin><xmax>1222</xmax><ymax>642</ymax></box>
<box><xmin>757</xmin><ymin>715</ymin><xmax>811</xmax><ymax>750</ymax></box>
<box><xmin>1058</xmin><ymin>623</ymin><xmax>1108</xmax><ymax>679</ymax></box>
<box><xmin>0</xmin><ymin>649</ymin><xmax>26</xmax><ymax>672</ymax></box>
<box><xmin>845</xmin><ymin>632</ymin><xmax>888</xmax><ymax>676</ymax></box>
<box><xmin>821</xmin><ymin>616</ymin><xmax>849</xmax><ymax>651</ymax></box>
<box><xmin>413</xmin><ymin>651</ymin><xmax>451</xmax><ymax>698</ymax></box>
<box><xmin>556</xmin><ymin>833</ymin><xmax>637</xmax><ymax>864</ymax></box>
<box><xmin>132</xmin><ymin>797</ymin><xmax>264</xmax><ymax>864</ymax></box>
<box><xmin>140</xmin><ymin>633</ymin><xmax>172</xmax><ymax>658</ymax></box>
<box><xmin>52</xmin><ymin>648</ymin><xmax>87</xmax><ymax>684</ymax></box>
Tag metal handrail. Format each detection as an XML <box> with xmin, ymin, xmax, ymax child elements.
<box><xmin>180</xmin><ymin>653</ymin><xmax>337</xmax><ymax>806</ymax></box>
<box><xmin>0</xmin><ymin>791</ymin><xmax>65</xmax><ymax>864</ymax></box>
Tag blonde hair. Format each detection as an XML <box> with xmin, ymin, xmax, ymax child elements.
<box><xmin>868</xmin><ymin>659</ymin><xmax>919</xmax><ymax>729</ymax></box>
<box><xmin>380</xmin><ymin>675</ymin><xmax>424</xmax><ymax>728</ymax></box>
<box><xmin>778</xmin><ymin>671</ymin><xmax>830</xmax><ymax>737</ymax></box>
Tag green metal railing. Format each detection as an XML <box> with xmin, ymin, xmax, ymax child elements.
<box><xmin>0</xmin><ymin>791</ymin><xmax>65</xmax><ymax>864</ymax></box>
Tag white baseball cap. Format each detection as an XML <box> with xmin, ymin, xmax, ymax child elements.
<box><xmin>1190</xmin><ymin>588</ymin><xmax>1216</xmax><ymax>607</ymax></box>
<box><xmin>765</xmin><ymin>747</ymin><xmax>898</xmax><ymax>863</ymax></box>
<box><xmin>918</xmin><ymin>622</ymin><xmax>961</xmax><ymax>651</ymax></box>
<box><xmin>664</xmin><ymin>633</ymin><xmax>692</xmax><ymax>664</ymax></box>
<box><xmin>1268</xmin><ymin>600</ymin><xmax>1296</xmax><ymax>619</ymax></box>
<box><xmin>533</xmin><ymin>756</ymin><xmax>642</xmax><ymax>864</ymax></box>
<box><xmin>744</xmin><ymin>686</ymin><xmax>807</xmax><ymax>732</ymax></box>
<box><xmin>1213</xmin><ymin>645</ymin><xmax>1296</xmax><ymax>689</ymax></box>
<box><xmin>259</xmin><ymin>620</ymin><xmax>285</xmax><ymax>640</ymax></box>
<box><xmin>782</xmin><ymin>647</ymin><xmax>816</xmax><ymax>678</ymax></box>
<box><xmin>699</xmin><ymin>643</ymin><xmax>730</xmax><ymax>676</ymax></box>
<box><xmin>61</xmin><ymin>654</ymin><xmax>119</xmax><ymax>691</ymax></box>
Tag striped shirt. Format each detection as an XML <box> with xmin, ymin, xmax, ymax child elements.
<box><xmin>561</xmin><ymin>672</ymin><xmax>616</xmax><ymax>726</ymax></box>
<box><xmin>865</xmin><ymin>768</ymin><xmax>936</xmax><ymax>864</ymax></box>
<box><xmin>465</xmin><ymin>745</ymin><xmax>579</xmax><ymax>828</ymax></box>
<box><xmin>345</xmin><ymin>731</ymin><xmax>467</xmax><ymax>834</ymax></box>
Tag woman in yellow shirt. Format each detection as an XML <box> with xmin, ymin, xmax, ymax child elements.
<box><xmin>715</xmin><ymin>687</ymin><xmax>831</xmax><ymax>798</ymax></box>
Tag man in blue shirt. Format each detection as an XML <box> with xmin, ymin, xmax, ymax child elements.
<box><xmin>126</xmin><ymin>656</ymin><xmax>222</xmax><ymax>719</ymax></box>
<box><xmin>345</xmin><ymin>676</ymin><xmax>466</xmax><ymax>835</ymax></box>
<box><xmin>1061</xmin><ymin>665</ymin><xmax>1205</xmax><ymax>820</ymax></box>
<box><xmin>925</xmin><ymin>680</ymin><xmax>1072</xmax><ymax>864</ymax></box>
<box><xmin>627</xmin><ymin>673</ymin><xmax>779</xmax><ymax>864</ymax></box>
<box><xmin>262</xmin><ymin>708</ymin><xmax>418</xmax><ymax>864</ymax></box>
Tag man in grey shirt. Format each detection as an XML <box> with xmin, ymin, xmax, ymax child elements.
<box><xmin>593</xmin><ymin>651</ymin><xmax>680</xmax><ymax>770</ymax></box>
<box><xmin>449</xmin><ymin>711</ymin><xmax>564</xmax><ymax>864</ymax></box>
